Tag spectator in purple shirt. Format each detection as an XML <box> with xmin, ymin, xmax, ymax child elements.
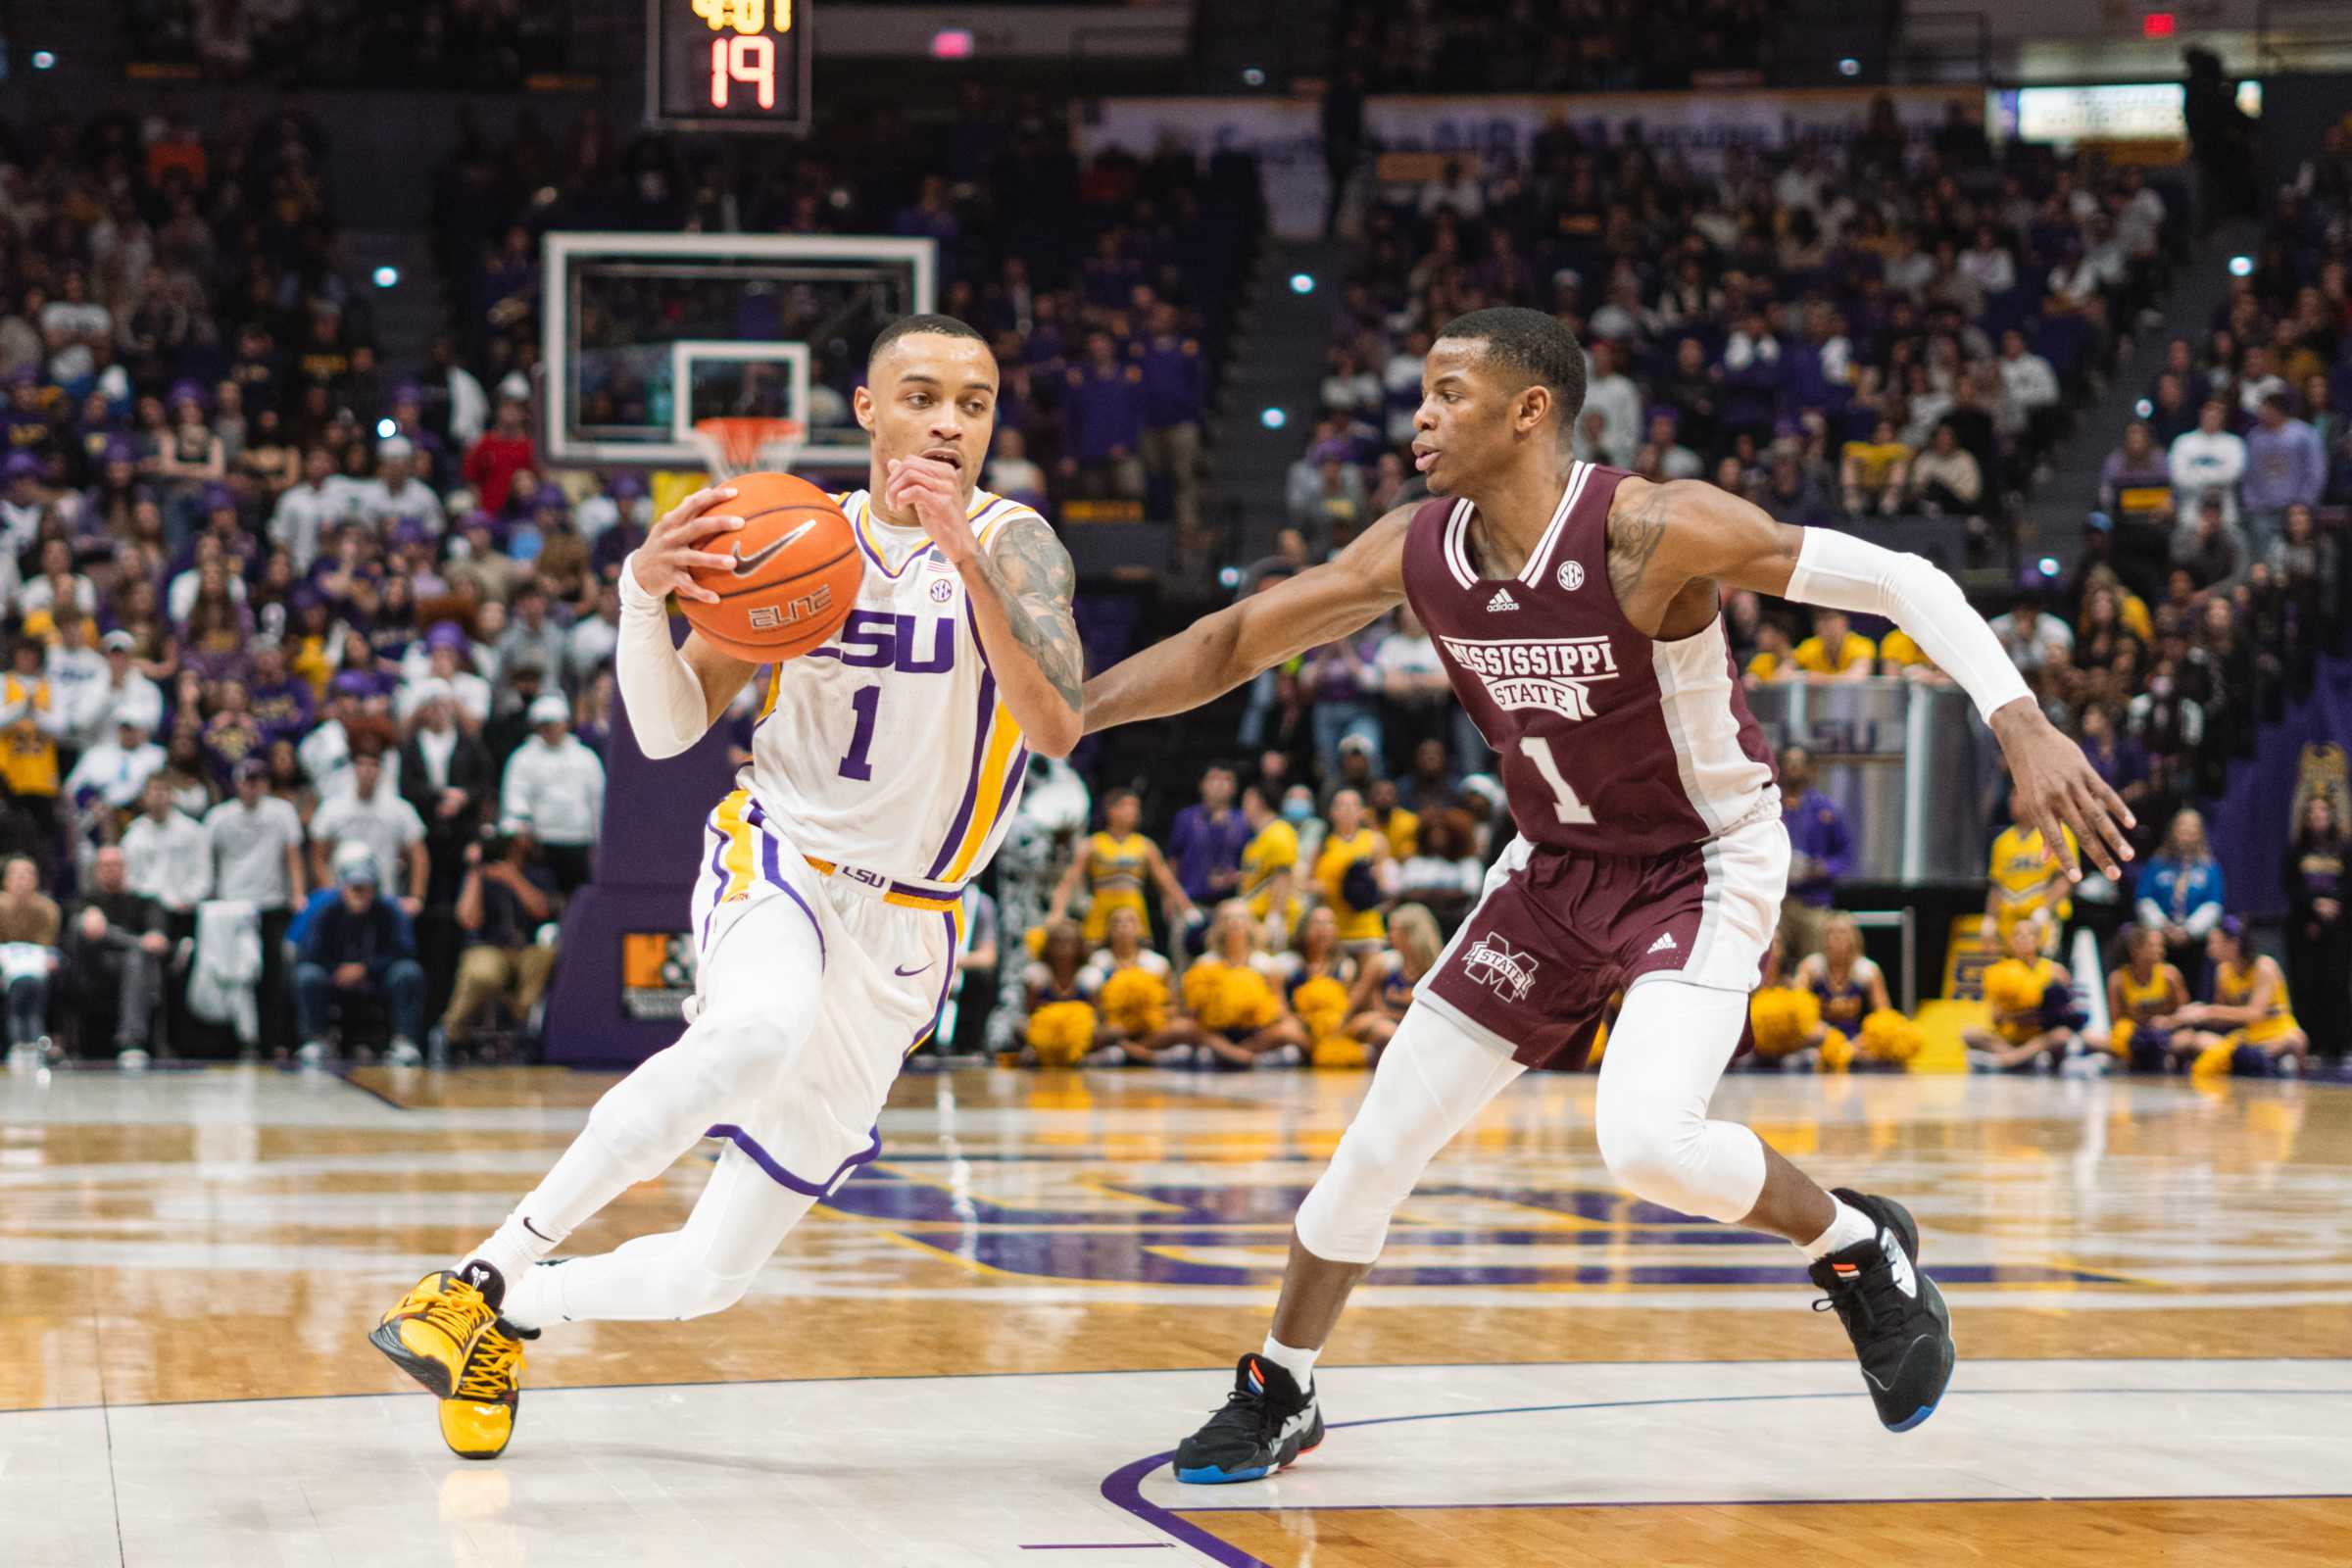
<box><xmin>1060</xmin><ymin>331</ymin><xmax>1145</xmax><ymax>501</ymax></box>
<box><xmin>1776</xmin><ymin>744</ymin><xmax>1853</xmax><ymax>960</ymax></box>
<box><xmin>2241</xmin><ymin>389</ymin><xmax>2327</xmax><ymax>559</ymax></box>
<box><xmin>1167</xmin><ymin>760</ymin><xmax>1250</xmax><ymax>906</ymax></box>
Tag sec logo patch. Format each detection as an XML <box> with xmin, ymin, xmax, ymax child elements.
<box><xmin>1557</xmin><ymin>560</ymin><xmax>1585</xmax><ymax>592</ymax></box>
<box><xmin>929</xmin><ymin>577</ymin><xmax>956</xmax><ymax>603</ymax></box>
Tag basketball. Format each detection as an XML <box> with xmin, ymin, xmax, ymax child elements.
<box><xmin>678</xmin><ymin>471</ymin><xmax>862</xmax><ymax>662</ymax></box>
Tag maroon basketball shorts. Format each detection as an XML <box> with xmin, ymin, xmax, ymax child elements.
<box><xmin>1416</xmin><ymin>812</ymin><xmax>1790</xmax><ymax>1071</ymax></box>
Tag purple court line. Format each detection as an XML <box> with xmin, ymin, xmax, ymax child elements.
<box><xmin>1098</xmin><ymin>1387</ymin><xmax>2352</xmax><ymax>1568</ymax></box>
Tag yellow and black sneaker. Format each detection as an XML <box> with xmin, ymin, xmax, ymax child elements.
<box><xmin>440</xmin><ymin>1317</ymin><xmax>535</xmax><ymax>1459</ymax></box>
<box><xmin>369</xmin><ymin>1263</ymin><xmax>504</xmax><ymax>1398</ymax></box>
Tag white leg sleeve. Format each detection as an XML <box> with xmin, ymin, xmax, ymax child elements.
<box><xmin>467</xmin><ymin>893</ymin><xmax>822</xmax><ymax>1282</ymax></box>
<box><xmin>1787</xmin><ymin>527</ymin><xmax>2032</xmax><ymax>723</ymax></box>
<box><xmin>615</xmin><ymin>551</ymin><xmax>718</xmax><ymax>759</ymax></box>
<box><xmin>1592</xmin><ymin>980</ymin><xmax>1767</xmax><ymax>1224</ymax></box>
<box><xmin>503</xmin><ymin>1144</ymin><xmax>817</xmax><ymax>1327</ymax></box>
<box><xmin>1294</xmin><ymin>1002</ymin><xmax>1527</xmax><ymax>1265</ymax></box>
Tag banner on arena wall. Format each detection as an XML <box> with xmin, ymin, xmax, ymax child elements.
<box><xmin>1076</xmin><ymin>86</ymin><xmax>1984</xmax><ymax>239</ymax></box>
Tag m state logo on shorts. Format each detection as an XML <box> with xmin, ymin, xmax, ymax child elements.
<box><xmin>1438</xmin><ymin>634</ymin><xmax>1618</xmax><ymax>720</ymax></box>
<box><xmin>1463</xmin><ymin>933</ymin><xmax>1539</xmax><ymax>1004</ymax></box>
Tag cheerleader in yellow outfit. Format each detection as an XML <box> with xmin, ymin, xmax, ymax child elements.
<box><xmin>2173</xmin><ymin>918</ymin><xmax>2309</xmax><ymax>1074</ymax></box>
<box><xmin>1747</xmin><ymin>931</ymin><xmax>1846</xmax><ymax>1070</ymax></box>
<box><xmin>1794</xmin><ymin>913</ymin><xmax>1921</xmax><ymax>1069</ymax></box>
<box><xmin>1267</xmin><ymin>905</ymin><xmax>1357</xmax><ymax>1066</ymax></box>
<box><xmin>1091</xmin><ymin>905</ymin><xmax>1174</xmax><ymax>1064</ymax></box>
<box><xmin>1047</xmin><ymin>787</ymin><xmax>1197</xmax><ymax>947</ymax></box>
<box><xmin>1312</xmin><ymin>788</ymin><xmax>1395</xmax><ymax>956</ymax></box>
<box><xmin>1143</xmin><ymin>901</ymin><xmax>1298</xmax><ymax>1069</ymax></box>
<box><xmin>1020</xmin><ymin>920</ymin><xmax>1103</xmax><ymax>1067</ymax></box>
<box><xmin>1342</xmin><ymin>904</ymin><xmax>1443</xmax><ymax>1063</ymax></box>
<box><xmin>1966</xmin><ymin>914</ymin><xmax>2082</xmax><ymax>1070</ymax></box>
<box><xmin>2102</xmin><ymin>922</ymin><xmax>2187</xmax><ymax>1069</ymax></box>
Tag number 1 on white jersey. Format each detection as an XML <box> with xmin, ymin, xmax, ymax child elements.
<box><xmin>1517</xmin><ymin>735</ymin><xmax>1594</xmax><ymax>824</ymax></box>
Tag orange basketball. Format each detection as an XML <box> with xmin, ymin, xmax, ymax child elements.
<box><xmin>680</xmin><ymin>471</ymin><xmax>862</xmax><ymax>662</ymax></box>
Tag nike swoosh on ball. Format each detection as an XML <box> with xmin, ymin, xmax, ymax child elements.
<box><xmin>731</xmin><ymin>518</ymin><xmax>816</xmax><ymax>575</ymax></box>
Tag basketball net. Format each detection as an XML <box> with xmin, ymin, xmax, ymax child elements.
<box><xmin>690</xmin><ymin>416</ymin><xmax>805</xmax><ymax>479</ymax></box>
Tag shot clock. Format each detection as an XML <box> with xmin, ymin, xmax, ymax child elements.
<box><xmin>646</xmin><ymin>0</ymin><xmax>811</xmax><ymax>133</ymax></box>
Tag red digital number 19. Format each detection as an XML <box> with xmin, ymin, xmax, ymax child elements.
<box><xmin>709</xmin><ymin>34</ymin><xmax>776</xmax><ymax>110</ymax></box>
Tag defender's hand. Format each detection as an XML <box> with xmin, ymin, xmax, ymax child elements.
<box><xmin>884</xmin><ymin>456</ymin><xmax>977</xmax><ymax>564</ymax></box>
<box><xmin>629</xmin><ymin>485</ymin><xmax>743</xmax><ymax>606</ymax></box>
<box><xmin>1989</xmin><ymin>698</ymin><xmax>2134</xmax><ymax>882</ymax></box>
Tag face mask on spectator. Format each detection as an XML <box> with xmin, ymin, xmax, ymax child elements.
<box><xmin>1282</xmin><ymin>798</ymin><xmax>1315</xmax><ymax>825</ymax></box>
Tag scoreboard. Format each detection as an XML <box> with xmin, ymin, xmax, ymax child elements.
<box><xmin>645</xmin><ymin>0</ymin><xmax>811</xmax><ymax>134</ymax></box>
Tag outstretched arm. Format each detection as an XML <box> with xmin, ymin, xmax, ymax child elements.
<box><xmin>887</xmin><ymin>459</ymin><xmax>1084</xmax><ymax>758</ymax></box>
<box><xmin>1084</xmin><ymin>506</ymin><xmax>1414</xmax><ymax>734</ymax></box>
<box><xmin>1612</xmin><ymin>476</ymin><xmax>2135</xmax><ymax>881</ymax></box>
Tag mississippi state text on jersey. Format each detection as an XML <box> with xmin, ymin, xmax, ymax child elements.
<box><xmin>1401</xmin><ymin>462</ymin><xmax>1776</xmax><ymax>858</ymax></box>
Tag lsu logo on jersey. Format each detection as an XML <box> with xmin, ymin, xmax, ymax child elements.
<box><xmin>1439</xmin><ymin>635</ymin><xmax>1618</xmax><ymax>719</ymax></box>
<box><xmin>1463</xmin><ymin>934</ymin><xmax>1539</xmax><ymax>1004</ymax></box>
<box><xmin>811</xmin><ymin>610</ymin><xmax>958</xmax><ymax>674</ymax></box>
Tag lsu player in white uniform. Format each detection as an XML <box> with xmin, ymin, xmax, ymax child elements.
<box><xmin>370</xmin><ymin>315</ymin><xmax>1084</xmax><ymax>1457</ymax></box>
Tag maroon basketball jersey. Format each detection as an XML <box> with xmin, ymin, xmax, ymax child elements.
<box><xmin>1401</xmin><ymin>462</ymin><xmax>1775</xmax><ymax>858</ymax></box>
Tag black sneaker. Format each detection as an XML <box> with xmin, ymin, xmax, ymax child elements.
<box><xmin>1808</xmin><ymin>1189</ymin><xmax>1955</xmax><ymax>1433</ymax></box>
<box><xmin>1171</xmin><ymin>1353</ymin><xmax>1324</xmax><ymax>1484</ymax></box>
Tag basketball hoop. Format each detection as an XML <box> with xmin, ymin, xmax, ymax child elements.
<box><xmin>690</xmin><ymin>416</ymin><xmax>805</xmax><ymax>479</ymax></box>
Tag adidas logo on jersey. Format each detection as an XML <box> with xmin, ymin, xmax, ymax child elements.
<box><xmin>1487</xmin><ymin>587</ymin><xmax>1520</xmax><ymax>612</ymax></box>
<box><xmin>1648</xmin><ymin>931</ymin><xmax>1678</xmax><ymax>954</ymax></box>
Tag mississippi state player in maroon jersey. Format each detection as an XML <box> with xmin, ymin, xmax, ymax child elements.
<box><xmin>1084</xmin><ymin>308</ymin><xmax>2133</xmax><ymax>1481</ymax></box>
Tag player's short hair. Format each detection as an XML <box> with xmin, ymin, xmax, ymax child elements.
<box><xmin>1436</xmin><ymin>307</ymin><xmax>1587</xmax><ymax>438</ymax></box>
<box><xmin>1103</xmin><ymin>786</ymin><xmax>1141</xmax><ymax>809</ymax></box>
<box><xmin>868</xmin><ymin>313</ymin><xmax>990</xmax><ymax>368</ymax></box>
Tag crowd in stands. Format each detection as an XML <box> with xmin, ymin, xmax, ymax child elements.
<box><xmin>2</xmin><ymin>71</ymin><xmax>2345</xmax><ymax>1078</ymax></box>
<box><xmin>1228</xmin><ymin>106</ymin><xmax>2348</xmax><ymax>1076</ymax></box>
<box><xmin>429</xmin><ymin>90</ymin><xmax>1250</xmax><ymax>564</ymax></box>
<box><xmin>0</xmin><ymin>98</ymin><xmax>624</xmax><ymax>1067</ymax></box>
<box><xmin>124</xmin><ymin>1</ymin><xmax>577</xmax><ymax>88</ymax></box>
<box><xmin>0</xmin><ymin>86</ymin><xmax>1265</xmax><ymax>1069</ymax></box>
<box><xmin>1298</xmin><ymin>105</ymin><xmax>2165</xmax><ymax>562</ymax></box>
<box><xmin>1337</xmin><ymin>0</ymin><xmax>1774</xmax><ymax>93</ymax></box>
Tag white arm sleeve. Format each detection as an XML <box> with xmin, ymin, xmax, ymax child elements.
<box><xmin>1784</xmin><ymin>528</ymin><xmax>2033</xmax><ymax>722</ymax></box>
<box><xmin>615</xmin><ymin>553</ymin><xmax>715</xmax><ymax>760</ymax></box>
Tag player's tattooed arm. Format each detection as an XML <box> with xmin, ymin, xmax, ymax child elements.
<box><xmin>1606</xmin><ymin>477</ymin><xmax>1804</xmax><ymax>633</ymax></box>
<box><xmin>1084</xmin><ymin>505</ymin><xmax>1412</xmax><ymax>734</ymax></box>
<box><xmin>968</xmin><ymin>514</ymin><xmax>1087</xmax><ymax>755</ymax></box>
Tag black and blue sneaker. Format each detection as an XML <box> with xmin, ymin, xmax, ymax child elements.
<box><xmin>1171</xmin><ymin>1354</ymin><xmax>1323</xmax><ymax>1484</ymax></box>
<box><xmin>1808</xmin><ymin>1189</ymin><xmax>1955</xmax><ymax>1433</ymax></box>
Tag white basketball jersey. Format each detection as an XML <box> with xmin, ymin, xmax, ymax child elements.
<box><xmin>743</xmin><ymin>487</ymin><xmax>1039</xmax><ymax>902</ymax></box>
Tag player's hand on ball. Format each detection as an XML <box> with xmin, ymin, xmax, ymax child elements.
<box><xmin>631</xmin><ymin>485</ymin><xmax>744</xmax><ymax>606</ymax></box>
<box><xmin>884</xmin><ymin>456</ymin><xmax>976</xmax><ymax>564</ymax></box>
<box><xmin>1989</xmin><ymin>698</ymin><xmax>2135</xmax><ymax>882</ymax></box>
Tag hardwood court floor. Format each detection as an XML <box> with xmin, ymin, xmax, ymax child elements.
<box><xmin>3</xmin><ymin>1060</ymin><xmax>2348</xmax><ymax>1565</ymax></box>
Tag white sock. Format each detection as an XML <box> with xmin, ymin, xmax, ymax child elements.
<box><xmin>460</xmin><ymin>1130</ymin><xmax>644</xmax><ymax>1293</ymax></box>
<box><xmin>1798</xmin><ymin>1197</ymin><xmax>1879</xmax><ymax>1261</ymax></box>
<box><xmin>465</xmin><ymin>1217</ymin><xmax>561</xmax><ymax>1303</ymax></box>
<box><xmin>1259</xmin><ymin>1335</ymin><xmax>1319</xmax><ymax>1393</ymax></box>
<box><xmin>497</xmin><ymin>1259</ymin><xmax>560</xmax><ymax>1332</ymax></box>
